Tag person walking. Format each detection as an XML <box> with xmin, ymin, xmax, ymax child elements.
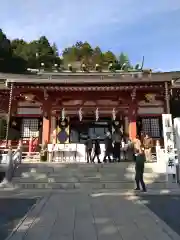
<box><xmin>103</xmin><ymin>132</ymin><xmax>113</xmax><ymax>163</ymax></box>
<box><xmin>134</xmin><ymin>148</ymin><xmax>147</xmax><ymax>192</ymax></box>
<box><xmin>85</xmin><ymin>136</ymin><xmax>93</xmax><ymax>163</ymax></box>
<box><xmin>92</xmin><ymin>138</ymin><xmax>101</xmax><ymax>163</ymax></box>
<box><xmin>143</xmin><ymin>134</ymin><xmax>153</xmax><ymax>162</ymax></box>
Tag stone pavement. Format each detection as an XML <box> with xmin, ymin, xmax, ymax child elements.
<box><xmin>6</xmin><ymin>190</ymin><xmax>180</xmax><ymax>240</ymax></box>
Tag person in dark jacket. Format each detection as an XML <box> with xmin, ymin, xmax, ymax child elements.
<box><xmin>92</xmin><ymin>138</ymin><xmax>101</xmax><ymax>163</ymax></box>
<box><xmin>125</xmin><ymin>137</ymin><xmax>134</xmax><ymax>161</ymax></box>
<box><xmin>134</xmin><ymin>148</ymin><xmax>147</xmax><ymax>192</ymax></box>
<box><xmin>85</xmin><ymin>136</ymin><xmax>93</xmax><ymax>163</ymax></box>
<box><xmin>112</xmin><ymin>129</ymin><xmax>122</xmax><ymax>162</ymax></box>
<box><xmin>103</xmin><ymin>132</ymin><xmax>113</xmax><ymax>163</ymax></box>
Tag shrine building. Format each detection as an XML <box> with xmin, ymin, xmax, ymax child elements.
<box><xmin>0</xmin><ymin>69</ymin><xmax>179</xmax><ymax>150</ymax></box>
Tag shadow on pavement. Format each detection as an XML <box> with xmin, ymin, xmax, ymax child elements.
<box><xmin>140</xmin><ymin>195</ymin><xmax>180</xmax><ymax>236</ymax></box>
<box><xmin>0</xmin><ymin>173</ymin><xmax>5</xmax><ymax>183</ymax></box>
<box><xmin>0</xmin><ymin>198</ymin><xmax>38</xmax><ymax>240</ymax></box>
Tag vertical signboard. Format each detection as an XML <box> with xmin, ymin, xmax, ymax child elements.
<box><xmin>174</xmin><ymin>118</ymin><xmax>180</xmax><ymax>163</ymax></box>
<box><xmin>162</xmin><ymin>114</ymin><xmax>176</xmax><ymax>174</ymax></box>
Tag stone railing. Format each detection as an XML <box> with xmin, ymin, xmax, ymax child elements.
<box><xmin>0</xmin><ymin>145</ymin><xmax>22</xmax><ymax>186</ymax></box>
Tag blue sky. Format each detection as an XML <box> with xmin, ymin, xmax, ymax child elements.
<box><xmin>1</xmin><ymin>0</ymin><xmax>180</xmax><ymax>71</ymax></box>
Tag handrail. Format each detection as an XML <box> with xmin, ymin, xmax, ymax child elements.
<box><xmin>1</xmin><ymin>145</ymin><xmax>22</xmax><ymax>185</ymax></box>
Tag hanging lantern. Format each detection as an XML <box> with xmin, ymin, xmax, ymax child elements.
<box><xmin>113</xmin><ymin>120</ymin><xmax>120</xmax><ymax>128</ymax></box>
<box><xmin>112</xmin><ymin>108</ymin><xmax>116</xmax><ymax>120</ymax></box>
<box><xmin>145</xmin><ymin>93</ymin><xmax>156</xmax><ymax>103</ymax></box>
<box><xmin>78</xmin><ymin>108</ymin><xmax>83</xmax><ymax>121</ymax></box>
<box><xmin>12</xmin><ymin>120</ymin><xmax>17</xmax><ymax>126</ymax></box>
<box><xmin>61</xmin><ymin>108</ymin><xmax>65</xmax><ymax>121</ymax></box>
<box><xmin>95</xmin><ymin>108</ymin><xmax>99</xmax><ymax>121</ymax></box>
<box><xmin>43</xmin><ymin>89</ymin><xmax>48</xmax><ymax>100</ymax></box>
<box><xmin>23</xmin><ymin>93</ymin><xmax>35</xmax><ymax>101</ymax></box>
<box><xmin>131</xmin><ymin>88</ymin><xmax>136</xmax><ymax>101</ymax></box>
<box><xmin>59</xmin><ymin>118</ymin><xmax>68</xmax><ymax>129</ymax></box>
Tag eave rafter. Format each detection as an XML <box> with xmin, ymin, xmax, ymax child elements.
<box><xmin>14</xmin><ymin>84</ymin><xmax>163</xmax><ymax>91</ymax></box>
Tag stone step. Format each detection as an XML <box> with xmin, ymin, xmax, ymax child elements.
<box><xmin>14</xmin><ymin>162</ymin><xmax>155</xmax><ymax>174</ymax></box>
<box><xmin>16</xmin><ymin>162</ymin><xmax>149</xmax><ymax>169</ymax></box>
<box><xmin>12</xmin><ymin>172</ymin><xmax>167</xmax><ymax>183</ymax></box>
<box><xmin>11</xmin><ymin>181</ymin><xmax>176</xmax><ymax>190</ymax></box>
<box><xmin>12</xmin><ymin>182</ymin><xmax>135</xmax><ymax>190</ymax></box>
<box><xmin>14</xmin><ymin>166</ymin><xmax>54</xmax><ymax>176</ymax></box>
<box><xmin>9</xmin><ymin>162</ymin><xmax>180</xmax><ymax>191</ymax></box>
<box><xmin>13</xmin><ymin>162</ymin><xmax>167</xmax><ymax>188</ymax></box>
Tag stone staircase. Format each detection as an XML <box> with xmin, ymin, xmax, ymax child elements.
<box><xmin>22</xmin><ymin>152</ymin><xmax>40</xmax><ymax>162</ymax></box>
<box><xmin>11</xmin><ymin>162</ymin><xmax>179</xmax><ymax>190</ymax></box>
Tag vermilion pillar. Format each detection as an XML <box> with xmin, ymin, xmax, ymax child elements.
<box><xmin>28</xmin><ymin>137</ymin><xmax>33</xmax><ymax>155</ymax></box>
<box><xmin>50</xmin><ymin>116</ymin><xmax>57</xmax><ymax>144</ymax></box>
<box><xmin>42</xmin><ymin>115</ymin><xmax>51</xmax><ymax>144</ymax></box>
<box><xmin>42</xmin><ymin>99</ymin><xmax>51</xmax><ymax>144</ymax></box>
<box><xmin>128</xmin><ymin>90</ymin><xmax>137</xmax><ymax>140</ymax></box>
<box><xmin>128</xmin><ymin>109</ymin><xmax>137</xmax><ymax>140</ymax></box>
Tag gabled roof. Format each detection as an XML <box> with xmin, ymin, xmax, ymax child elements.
<box><xmin>0</xmin><ymin>71</ymin><xmax>179</xmax><ymax>85</ymax></box>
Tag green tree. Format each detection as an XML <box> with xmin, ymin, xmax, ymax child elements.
<box><xmin>11</xmin><ymin>36</ymin><xmax>60</xmax><ymax>69</ymax></box>
<box><xmin>0</xmin><ymin>29</ymin><xmax>27</xmax><ymax>73</ymax></box>
<box><xmin>0</xmin><ymin>28</ymin><xmax>135</xmax><ymax>73</ymax></box>
<box><xmin>75</xmin><ymin>41</ymin><xmax>83</xmax><ymax>49</ymax></box>
<box><xmin>0</xmin><ymin>29</ymin><xmax>12</xmax><ymax>59</ymax></box>
<box><xmin>80</xmin><ymin>42</ymin><xmax>93</xmax><ymax>60</ymax></box>
<box><xmin>11</xmin><ymin>39</ymin><xmax>38</xmax><ymax>69</ymax></box>
<box><xmin>103</xmin><ymin>51</ymin><xmax>117</xmax><ymax>64</ymax></box>
<box><xmin>91</xmin><ymin>46</ymin><xmax>103</xmax><ymax>66</ymax></box>
<box><xmin>52</xmin><ymin>43</ymin><xmax>59</xmax><ymax>57</ymax></box>
<box><xmin>62</xmin><ymin>41</ymin><xmax>94</xmax><ymax>69</ymax></box>
<box><xmin>36</xmin><ymin>36</ymin><xmax>55</xmax><ymax>68</ymax></box>
<box><xmin>119</xmin><ymin>52</ymin><xmax>131</xmax><ymax>69</ymax></box>
<box><xmin>11</xmin><ymin>39</ymin><xmax>28</xmax><ymax>60</ymax></box>
<box><xmin>63</xmin><ymin>46</ymin><xmax>79</xmax><ymax>63</ymax></box>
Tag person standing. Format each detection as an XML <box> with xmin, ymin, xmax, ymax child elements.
<box><xmin>125</xmin><ymin>137</ymin><xmax>134</xmax><ymax>161</ymax></box>
<box><xmin>134</xmin><ymin>148</ymin><xmax>147</xmax><ymax>192</ymax></box>
<box><xmin>132</xmin><ymin>135</ymin><xmax>142</xmax><ymax>162</ymax></box>
<box><xmin>140</xmin><ymin>132</ymin><xmax>144</xmax><ymax>144</ymax></box>
<box><xmin>85</xmin><ymin>136</ymin><xmax>93</xmax><ymax>163</ymax></box>
<box><xmin>133</xmin><ymin>135</ymin><xmax>142</xmax><ymax>152</ymax></box>
<box><xmin>143</xmin><ymin>134</ymin><xmax>153</xmax><ymax>162</ymax></box>
<box><xmin>92</xmin><ymin>138</ymin><xmax>101</xmax><ymax>163</ymax></box>
<box><xmin>113</xmin><ymin>129</ymin><xmax>122</xmax><ymax>162</ymax></box>
<box><xmin>103</xmin><ymin>132</ymin><xmax>113</xmax><ymax>163</ymax></box>
<box><xmin>121</xmin><ymin>137</ymin><xmax>126</xmax><ymax>161</ymax></box>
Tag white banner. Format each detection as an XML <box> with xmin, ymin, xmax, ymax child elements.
<box><xmin>174</xmin><ymin>118</ymin><xmax>180</xmax><ymax>163</ymax></box>
<box><xmin>162</xmin><ymin>114</ymin><xmax>176</xmax><ymax>174</ymax></box>
<box><xmin>48</xmin><ymin>144</ymin><xmax>77</xmax><ymax>152</ymax></box>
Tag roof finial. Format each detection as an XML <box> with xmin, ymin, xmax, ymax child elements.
<box><xmin>141</xmin><ymin>56</ymin><xmax>144</xmax><ymax>70</ymax></box>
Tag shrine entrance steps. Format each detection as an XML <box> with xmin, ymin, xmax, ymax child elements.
<box><xmin>11</xmin><ymin>162</ymin><xmax>179</xmax><ymax>191</ymax></box>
